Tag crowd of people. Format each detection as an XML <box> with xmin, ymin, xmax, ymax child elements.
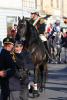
<box><xmin>29</xmin><ymin>10</ymin><xmax>67</xmax><ymax>63</ymax></box>
<box><xmin>0</xmin><ymin>10</ymin><xmax>67</xmax><ymax>100</ymax></box>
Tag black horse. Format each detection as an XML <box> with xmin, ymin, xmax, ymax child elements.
<box><xmin>16</xmin><ymin>17</ymin><xmax>48</xmax><ymax>91</ymax></box>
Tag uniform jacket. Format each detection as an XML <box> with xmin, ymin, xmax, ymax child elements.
<box><xmin>0</xmin><ymin>48</ymin><xmax>16</xmax><ymax>78</ymax></box>
<box><xmin>9</xmin><ymin>50</ymin><xmax>34</xmax><ymax>91</ymax></box>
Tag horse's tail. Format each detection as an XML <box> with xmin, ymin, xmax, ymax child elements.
<box><xmin>42</xmin><ymin>42</ymin><xmax>56</xmax><ymax>63</ymax></box>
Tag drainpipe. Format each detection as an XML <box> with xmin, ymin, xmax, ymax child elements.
<box><xmin>61</xmin><ymin>0</ymin><xmax>64</xmax><ymax>17</ymax></box>
<box><xmin>35</xmin><ymin>0</ymin><xmax>37</xmax><ymax>9</ymax></box>
<box><xmin>41</xmin><ymin>0</ymin><xmax>43</xmax><ymax>11</ymax></box>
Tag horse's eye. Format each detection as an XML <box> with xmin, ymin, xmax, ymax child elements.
<box><xmin>19</xmin><ymin>24</ymin><xmax>23</xmax><ymax>28</ymax></box>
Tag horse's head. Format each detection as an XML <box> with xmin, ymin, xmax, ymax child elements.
<box><xmin>16</xmin><ymin>16</ymin><xmax>40</xmax><ymax>45</ymax></box>
<box><xmin>17</xmin><ymin>17</ymin><xmax>27</xmax><ymax>40</ymax></box>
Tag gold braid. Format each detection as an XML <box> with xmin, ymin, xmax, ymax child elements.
<box><xmin>11</xmin><ymin>51</ymin><xmax>16</xmax><ymax>62</ymax></box>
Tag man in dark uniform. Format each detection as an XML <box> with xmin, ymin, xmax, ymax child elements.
<box><xmin>9</xmin><ymin>40</ymin><xmax>34</xmax><ymax>100</ymax></box>
<box><xmin>0</xmin><ymin>37</ymin><xmax>16</xmax><ymax>100</ymax></box>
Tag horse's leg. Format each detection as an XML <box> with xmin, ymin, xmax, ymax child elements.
<box><xmin>57</xmin><ymin>48</ymin><xmax>60</xmax><ymax>63</ymax></box>
<box><xmin>48</xmin><ymin>45</ymin><xmax>52</xmax><ymax>63</ymax></box>
<box><xmin>59</xmin><ymin>47</ymin><xmax>62</xmax><ymax>63</ymax></box>
<box><xmin>28</xmin><ymin>66</ymin><xmax>39</xmax><ymax>98</ymax></box>
<box><xmin>34</xmin><ymin>65</ymin><xmax>40</xmax><ymax>91</ymax></box>
<box><xmin>34</xmin><ymin>65</ymin><xmax>40</xmax><ymax>83</ymax></box>
<box><xmin>44</xmin><ymin>63</ymin><xmax>48</xmax><ymax>83</ymax></box>
<box><xmin>39</xmin><ymin>63</ymin><xmax>48</xmax><ymax>90</ymax></box>
<box><xmin>58</xmin><ymin>53</ymin><xmax>61</xmax><ymax>63</ymax></box>
<box><xmin>56</xmin><ymin>46</ymin><xmax>61</xmax><ymax>63</ymax></box>
<box><xmin>59</xmin><ymin>52</ymin><xmax>61</xmax><ymax>63</ymax></box>
<box><xmin>39</xmin><ymin>65</ymin><xmax>44</xmax><ymax>92</ymax></box>
<box><xmin>51</xmin><ymin>47</ymin><xmax>54</xmax><ymax>60</ymax></box>
<box><xmin>40</xmin><ymin>63</ymin><xmax>48</xmax><ymax>92</ymax></box>
<box><xmin>64</xmin><ymin>48</ymin><xmax>66</xmax><ymax>63</ymax></box>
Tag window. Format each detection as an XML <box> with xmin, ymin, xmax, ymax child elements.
<box><xmin>22</xmin><ymin>0</ymin><xmax>35</xmax><ymax>11</ymax></box>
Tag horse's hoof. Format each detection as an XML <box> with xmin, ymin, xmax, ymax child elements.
<box><xmin>32</xmin><ymin>90</ymin><xmax>40</xmax><ymax>97</ymax></box>
<box><xmin>28</xmin><ymin>93</ymin><xmax>35</xmax><ymax>98</ymax></box>
<box><xmin>34</xmin><ymin>93</ymin><xmax>40</xmax><ymax>97</ymax></box>
<box><xmin>39</xmin><ymin>88</ymin><xmax>43</xmax><ymax>92</ymax></box>
<box><xmin>37</xmin><ymin>93</ymin><xmax>40</xmax><ymax>97</ymax></box>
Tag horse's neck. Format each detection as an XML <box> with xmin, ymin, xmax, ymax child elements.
<box><xmin>26</xmin><ymin>25</ymin><xmax>39</xmax><ymax>44</ymax></box>
<box><xmin>26</xmin><ymin>22</ymin><xmax>46</xmax><ymax>51</ymax></box>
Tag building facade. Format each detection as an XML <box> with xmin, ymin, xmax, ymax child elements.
<box><xmin>0</xmin><ymin>0</ymin><xmax>38</xmax><ymax>43</ymax></box>
<box><xmin>1</xmin><ymin>0</ymin><xmax>67</xmax><ymax>43</ymax></box>
<box><xmin>42</xmin><ymin>0</ymin><xmax>67</xmax><ymax>17</ymax></box>
<box><xmin>0</xmin><ymin>0</ymin><xmax>23</xmax><ymax>42</ymax></box>
<box><xmin>22</xmin><ymin>0</ymin><xmax>35</xmax><ymax>17</ymax></box>
<box><xmin>22</xmin><ymin>0</ymin><xmax>42</xmax><ymax>17</ymax></box>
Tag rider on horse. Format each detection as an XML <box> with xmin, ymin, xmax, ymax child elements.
<box><xmin>29</xmin><ymin>10</ymin><xmax>50</xmax><ymax>57</ymax></box>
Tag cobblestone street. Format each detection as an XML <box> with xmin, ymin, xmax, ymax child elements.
<box><xmin>29</xmin><ymin>64</ymin><xmax>67</xmax><ymax>100</ymax></box>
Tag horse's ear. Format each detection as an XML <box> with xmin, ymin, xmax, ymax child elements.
<box><xmin>18</xmin><ymin>17</ymin><xmax>21</xmax><ymax>21</ymax></box>
<box><xmin>22</xmin><ymin>16</ymin><xmax>25</xmax><ymax>20</ymax></box>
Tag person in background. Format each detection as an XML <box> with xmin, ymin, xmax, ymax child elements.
<box><xmin>13</xmin><ymin>24</ymin><xmax>17</xmax><ymax>33</ymax></box>
<box><xmin>0</xmin><ymin>37</ymin><xmax>16</xmax><ymax>100</ymax></box>
<box><xmin>61</xmin><ymin>31</ymin><xmax>67</xmax><ymax>63</ymax></box>
<box><xmin>9</xmin><ymin>24</ymin><xmax>17</xmax><ymax>40</ymax></box>
<box><xmin>10</xmin><ymin>29</ymin><xmax>16</xmax><ymax>40</ymax></box>
<box><xmin>53</xmin><ymin>20</ymin><xmax>61</xmax><ymax>33</ymax></box>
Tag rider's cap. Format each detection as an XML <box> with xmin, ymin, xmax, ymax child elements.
<box><xmin>31</xmin><ymin>9</ymin><xmax>39</xmax><ymax>16</ymax></box>
<box><xmin>35</xmin><ymin>12</ymin><xmax>39</xmax><ymax>16</ymax></box>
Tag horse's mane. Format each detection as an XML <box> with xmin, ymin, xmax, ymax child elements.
<box><xmin>16</xmin><ymin>18</ymin><xmax>46</xmax><ymax>54</ymax></box>
<box><xmin>25</xmin><ymin>20</ymin><xmax>48</xmax><ymax>56</ymax></box>
<box><xmin>25</xmin><ymin>20</ymin><xmax>42</xmax><ymax>45</ymax></box>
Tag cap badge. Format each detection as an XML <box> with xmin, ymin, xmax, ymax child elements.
<box><xmin>7</xmin><ymin>39</ymin><xmax>9</xmax><ymax>42</ymax></box>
